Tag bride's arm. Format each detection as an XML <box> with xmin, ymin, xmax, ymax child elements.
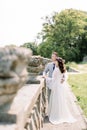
<box><xmin>45</xmin><ymin>68</ymin><xmax>60</xmax><ymax>85</ymax></box>
<box><xmin>61</xmin><ymin>70</ymin><xmax>68</xmax><ymax>83</ymax></box>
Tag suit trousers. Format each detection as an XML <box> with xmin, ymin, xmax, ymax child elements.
<box><xmin>47</xmin><ymin>87</ymin><xmax>51</xmax><ymax>102</ymax></box>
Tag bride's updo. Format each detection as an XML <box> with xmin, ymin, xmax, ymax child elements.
<box><xmin>56</xmin><ymin>57</ymin><xmax>66</xmax><ymax>73</ymax></box>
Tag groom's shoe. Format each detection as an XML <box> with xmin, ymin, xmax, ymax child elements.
<box><xmin>45</xmin><ymin>115</ymin><xmax>48</xmax><ymax>118</ymax></box>
<box><xmin>44</xmin><ymin>115</ymin><xmax>49</xmax><ymax>122</ymax></box>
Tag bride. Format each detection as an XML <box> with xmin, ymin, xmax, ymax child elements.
<box><xmin>45</xmin><ymin>57</ymin><xmax>76</xmax><ymax>125</ymax></box>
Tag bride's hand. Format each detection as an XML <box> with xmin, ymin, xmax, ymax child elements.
<box><xmin>61</xmin><ymin>79</ymin><xmax>65</xmax><ymax>83</ymax></box>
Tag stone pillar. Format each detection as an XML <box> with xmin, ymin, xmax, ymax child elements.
<box><xmin>0</xmin><ymin>47</ymin><xmax>32</xmax><ymax>107</ymax></box>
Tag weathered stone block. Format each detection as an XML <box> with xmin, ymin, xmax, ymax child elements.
<box><xmin>27</xmin><ymin>55</ymin><xmax>51</xmax><ymax>84</ymax></box>
<box><xmin>27</xmin><ymin>56</ymin><xmax>51</xmax><ymax>74</ymax></box>
<box><xmin>0</xmin><ymin>47</ymin><xmax>32</xmax><ymax>106</ymax></box>
<box><xmin>83</xmin><ymin>56</ymin><xmax>87</xmax><ymax>62</ymax></box>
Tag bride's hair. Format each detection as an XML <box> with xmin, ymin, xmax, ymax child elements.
<box><xmin>56</xmin><ymin>57</ymin><xmax>66</xmax><ymax>73</ymax></box>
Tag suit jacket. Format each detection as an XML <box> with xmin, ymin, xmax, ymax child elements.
<box><xmin>43</xmin><ymin>62</ymin><xmax>54</xmax><ymax>78</ymax></box>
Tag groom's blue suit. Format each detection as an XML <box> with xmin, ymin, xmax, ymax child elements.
<box><xmin>43</xmin><ymin>62</ymin><xmax>55</xmax><ymax>78</ymax></box>
<box><xmin>43</xmin><ymin>62</ymin><xmax>55</xmax><ymax>103</ymax></box>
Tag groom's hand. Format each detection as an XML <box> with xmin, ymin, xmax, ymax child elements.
<box><xmin>42</xmin><ymin>75</ymin><xmax>47</xmax><ymax>78</ymax></box>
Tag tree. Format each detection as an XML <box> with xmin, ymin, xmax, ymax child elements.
<box><xmin>21</xmin><ymin>42</ymin><xmax>38</xmax><ymax>55</ymax></box>
<box><xmin>38</xmin><ymin>9</ymin><xmax>87</xmax><ymax>62</ymax></box>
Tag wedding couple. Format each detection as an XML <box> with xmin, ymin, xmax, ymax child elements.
<box><xmin>43</xmin><ymin>52</ymin><xmax>76</xmax><ymax>125</ymax></box>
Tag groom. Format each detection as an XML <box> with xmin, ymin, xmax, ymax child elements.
<box><xmin>43</xmin><ymin>51</ymin><xmax>58</xmax><ymax>78</ymax></box>
<box><xmin>43</xmin><ymin>52</ymin><xmax>58</xmax><ymax>101</ymax></box>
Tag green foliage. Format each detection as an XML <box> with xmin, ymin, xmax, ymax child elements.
<box><xmin>66</xmin><ymin>61</ymin><xmax>87</xmax><ymax>72</ymax></box>
<box><xmin>68</xmin><ymin>73</ymin><xmax>87</xmax><ymax>117</ymax></box>
<box><xmin>66</xmin><ymin>62</ymin><xmax>78</xmax><ymax>69</ymax></box>
<box><xmin>37</xmin><ymin>40</ymin><xmax>56</xmax><ymax>58</ymax></box>
<box><xmin>21</xmin><ymin>42</ymin><xmax>38</xmax><ymax>55</ymax></box>
<box><xmin>38</xmin><ymin>9</ymin><xmax>87</xmax><ymax>62</ymax></box>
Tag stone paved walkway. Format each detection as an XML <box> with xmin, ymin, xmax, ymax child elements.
<box><xmin>41</xmin><ymin>83</ymin><xmax>87</xmax><ymax>130</ymax></box>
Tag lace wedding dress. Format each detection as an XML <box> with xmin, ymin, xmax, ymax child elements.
<box><xmin>46</xmin><ymin>67</ymin><xmax>76</xmax><ymax>124</ymax></box>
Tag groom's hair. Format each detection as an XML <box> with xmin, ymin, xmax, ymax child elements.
<box><xmin>52</xmin><ymin>52</ymin><xmax>58</xmax><ymax>57</ymax></box>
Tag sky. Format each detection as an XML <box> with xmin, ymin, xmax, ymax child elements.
<box><xmin>0</xmin><ymin>0</ymin><xmax>87</xmax><ymax>47</ymax></box>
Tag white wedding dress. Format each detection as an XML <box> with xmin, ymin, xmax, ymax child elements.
<box><xmin>46</xmin><ymin>67</ymin><xmax>76</xmax><ymax>124</ymax></box>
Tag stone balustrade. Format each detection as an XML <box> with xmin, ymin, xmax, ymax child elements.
<box><xmin>0</xmin><ymin>77</ymin><xmax>47</xmax><ymax>130</ymax></box>
<box><xmin>0</xmin><ymin>47</ymin><xmax>49</xmax><ymax>130</ymax></box>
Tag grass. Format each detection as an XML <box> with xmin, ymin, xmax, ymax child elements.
<box><xmin>68</xmin><ymin>73</ymin><xmax>87</xmax><ymax>117</ymax></box>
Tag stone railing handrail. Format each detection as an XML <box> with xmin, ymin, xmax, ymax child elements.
<box><xmin>0</xmin><ymin>76</ymin><xmax>47</xmax><ymax>130</ymax></box>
